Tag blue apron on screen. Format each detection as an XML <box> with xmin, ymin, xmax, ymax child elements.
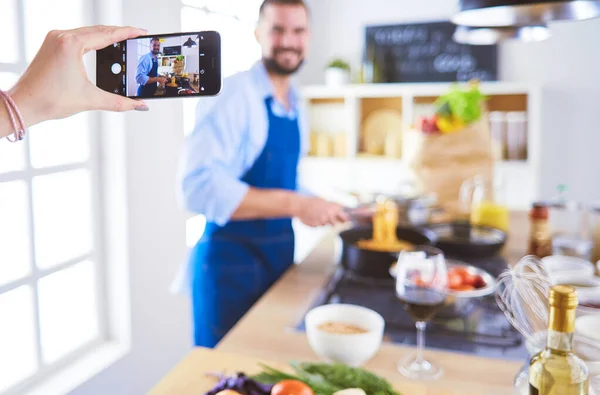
<box><xmin>137</xmin><ymin>56</ymin><xmax>158</xmax><ymax>97</ymax></box>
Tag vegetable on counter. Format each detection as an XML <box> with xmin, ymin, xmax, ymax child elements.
<box><xmin>203</xmin><ymin>373</ymin><xmax>273</xmax><ymax>395</ymax></box>
<box><xmin>252</xmin><ymin>362</ymin><xmax>402</xmax><ymax>395</ymax></box>
<box><xmin>271</xmin><ymin>379</ymin><xmax>314</xmax><ymax>395</ymax></box>
<box><xmin>333</xmin><ymin>389</ymin><xmax>366</xmax><ymax>395</ymax></box>
<box><xmin>417</xmin><ymin>80</ymin><xmax>487</xmax><ymax>135</ymax></box>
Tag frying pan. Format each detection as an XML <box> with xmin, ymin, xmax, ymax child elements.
<box><xmin>424</xmin><ymin>222</ymin><xmax>507</xmax><ymax>258</ymax></box>
<box><xmin>338</xmin><ymin>225</ymin><xmax>437</xmax><ymax>279</ymax></box>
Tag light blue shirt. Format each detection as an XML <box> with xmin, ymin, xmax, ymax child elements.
<box><xmin>178</xmin><ymin>61</ymin><xmax>310</xmax><ymax>226</ymax></box>
<box><xmin>135</xmin><ymin>52</ymin><xmax>157</xmax><ymax>86</ymax></box>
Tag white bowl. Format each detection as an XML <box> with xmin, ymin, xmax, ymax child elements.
<box><xmin>541</xmin><ymin>255</ymin><xmax>595</xmax><ymax>277</ymax></box>
<box><xmin>305</xmin><ymin>304</ymin><xmax>384</xmax><ymax>367</ymax></box>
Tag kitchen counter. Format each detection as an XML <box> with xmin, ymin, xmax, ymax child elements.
<box><xmin>151</xmin><ymin>212</ymin><xmax>531</xmax><ymax>395</ymax></box>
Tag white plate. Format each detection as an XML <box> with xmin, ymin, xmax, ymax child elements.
<box><xmin>389</xmin><ymin>259</ymin><xmax>497</xmax><ymax>298</ymax></box>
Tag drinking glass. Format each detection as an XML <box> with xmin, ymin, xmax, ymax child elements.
<box><xmin>395</xmin><ymin>245</ymin><xmax>448</xmax><ymax>380</ymax></box>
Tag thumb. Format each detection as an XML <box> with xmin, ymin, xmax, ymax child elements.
<box><xmin>92</xmin><ymin>88</ymin><xmax>148</xmax><ymax>112</ymax></box>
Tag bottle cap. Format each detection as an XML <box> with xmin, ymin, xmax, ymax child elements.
<box><xmin>549</xmin><ymin>284</ymin><xmax>578</xmax><ymax>310</ymax></box>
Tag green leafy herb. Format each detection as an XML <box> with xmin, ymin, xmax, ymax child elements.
<box><xmin>251</xmin><ymin>362</ymin><xmax>401</xmax><ymax>395</ymax></box>
<box><xmin>252</xmin><ymin>363</ymin><xmax>340</xmax><ymax>395</ymax></box>
<box><xmin>293</xmin><ymin>362</ymin><xmax>401</xmax><ymax>395</ymax></box>
<box><xmin>434</xmin><ymin>83</ymin><xmax>487</xmax><ymax>124</ymax></box>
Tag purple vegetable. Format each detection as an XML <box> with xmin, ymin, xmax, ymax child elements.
<box><xmin>203</xmin><ymin>372</ymin><xmax>273</xmax><ymax>395</ymax></box>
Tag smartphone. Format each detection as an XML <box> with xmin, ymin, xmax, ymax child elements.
<box><xmin>96</xmin><ymin>31</ymin><xmax>221</xmax><ymax>99</ymax></box>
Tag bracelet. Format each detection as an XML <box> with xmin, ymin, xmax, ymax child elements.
<box><xmin>0</xmin><ymin>90</ymin><xmax>27</xmax><ymax>142</ymax></box>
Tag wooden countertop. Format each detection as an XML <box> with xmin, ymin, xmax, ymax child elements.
<box><xmin>150</xmin><ymin>212</ymin><xmax>531</xmax><ymax>395</ymax></box>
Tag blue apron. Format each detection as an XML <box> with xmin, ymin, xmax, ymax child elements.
<box><xmin>137</xmin><ymin>56</ymin><xmax>158</xmax><ymax>97</ymax></box>
<box><xmin>189</xmin><ymin>97</ymin><xmax>300</xmax><ymax>347</ymax></box>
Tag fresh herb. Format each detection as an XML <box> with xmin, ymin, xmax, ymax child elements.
<box><xmin>175</xmin><ymin>55</ymin><xmax>185</xmax><ymax>62</ymax></box>
<box><xmin>252</xmin><ymin>362</ymin><xmax>402</xmax><ymax>395</ymax></box>
<box><xmin>293</xmin><ymin>362</ymin><xmax>401</xmax><ymax>395</ymax></box>
<box><xmin>252</xmin><ymin>364</ymin><xmax>340</xmax><ymax>395</ymax></box>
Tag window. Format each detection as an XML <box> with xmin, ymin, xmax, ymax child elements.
<box><xmin>0</xmin><ymin>0</ymin><xmax>105</xmax><ymax>393</ymax></box>
<box><xmin>180</xmin><ymin>0</ymin><xmax>263</xmax><ymax>247</ymax></box>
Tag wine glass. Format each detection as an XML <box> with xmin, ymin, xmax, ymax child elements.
<box><xmin>395</xmin><ymin>245</ymin><xmax>448</xmax><ymax>380</ymax></box>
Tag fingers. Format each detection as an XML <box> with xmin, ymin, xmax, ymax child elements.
<box><xmin>77</xmin><ymin>25</ymin><xmax>148</xmax><ymax>52</ymax></box>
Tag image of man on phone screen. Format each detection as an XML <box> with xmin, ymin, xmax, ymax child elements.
<box><xmin>136</xmin><ymin>37</ymin><xmax>167</xmax><ymax>97</ymax></box>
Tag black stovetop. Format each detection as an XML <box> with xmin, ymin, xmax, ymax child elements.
<box><xmin>295</xmin><ymin>255</ymin><xmax>530</xmax><ymax>361</ymax></box>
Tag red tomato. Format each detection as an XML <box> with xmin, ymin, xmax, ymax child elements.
<box><xmin>448</xmin><ymin>272</ymin><xmax>463</xmax><ymax>290</ymax></box>
<box><xmin>452</xmin><ymin>267</ymin><xmax>469</xmax><ymax>281</ymax></box>
<box><xmin>462</xmin><ymin>272</ymin><xmax>479</xmax><ymax>287</ymax></box>
<box><xmin>271</xmin><ymin>380</ymin><xmax>314</xmax><ymax>395</ymax></box>
<box><xmin>473</xmin><ymin>275</ymin><xmax>487</xmax><ymax>289</ymax></box>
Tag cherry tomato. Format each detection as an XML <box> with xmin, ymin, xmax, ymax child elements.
<box><xmin>455</xmin><ymin>284</ymin><xmax>475</xmax><ymax>291</ymax></box>
<box><xmin>448</xmin><ymin>272</ymin><xmax>463</xmax><ymax>290</ymax></box>
<box><xmin>452</xmin><ymin>267</ymin><xmax>470</xmax><ymax>282</ymax></box>
<box><xmin>271</xmin><ymin>380</ymin><xmax>314</xmax><ymax>395</ymax></box>
<box><xmin>473</xmin><ymin>275</ymin><xmax>487</xmax><ymax>289</ymax></box>
<box><xmin>462</xmin><ymin>271</ymin><xmax>479</xmax><ymax>287</ymax></box>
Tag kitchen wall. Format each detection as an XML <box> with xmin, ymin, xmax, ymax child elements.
<box><xmin>299</xmin><ymin>0</ymin><xmax>600</xmax><ymax>204</ymax></box>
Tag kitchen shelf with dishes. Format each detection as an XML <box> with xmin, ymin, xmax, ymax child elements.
<box><xmin>299</xmin><ymin>82</ymin><xmax>542</xmax><ymax>210</ymax></box>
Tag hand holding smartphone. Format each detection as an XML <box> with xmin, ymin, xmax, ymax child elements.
<box><xmin>96</xmin><ymin>31</ymin><xmax>222</xmax><ymax>99</ymax></box>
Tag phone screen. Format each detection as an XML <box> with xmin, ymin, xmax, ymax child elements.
<box><xmin>96</xmin><ymin>31</ymin><xmax>221</xmax><ymax>98</ymax></box>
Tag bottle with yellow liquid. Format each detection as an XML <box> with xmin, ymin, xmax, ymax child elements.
<box><xmin>459</xmin><ymin>175</ymin><xmax>510</xmax><ymax>231</ymax></box>
<box><xmin>528</xmin><ymin>285</ymin><xmax>589</xmax><ymax>394</ymax></box>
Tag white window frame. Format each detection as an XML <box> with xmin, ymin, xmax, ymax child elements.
<box><xmin>0</xmin><ymin>1</ymin><xmax>131</xmax><ymax>394</ymax></box>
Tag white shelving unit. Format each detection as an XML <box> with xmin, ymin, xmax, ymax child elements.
<box><xmin>298</xmin><ymin>82</ymin><xmax>543</xmax><ymax>210</ymax></box>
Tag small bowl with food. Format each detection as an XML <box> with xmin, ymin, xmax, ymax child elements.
<box><xmin>304</xmin><ymin>304</ymin><xmax>384</xmax><ymax>367</ymax></box>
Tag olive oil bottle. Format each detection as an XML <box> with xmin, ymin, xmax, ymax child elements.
<box><xmin>529</xmin><ymin>285</ymin><xmax>589</xmax><ymax>394</ymax></box>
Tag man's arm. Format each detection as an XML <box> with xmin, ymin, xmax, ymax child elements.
<box><xmin>135</xmin><ymin>55</ymin><xmax>150</xmax><ymax>86</ymax></box>
<box><xmin>178</xmin><ymin>88</ymin><xmax>348</xmax><ymax>227</ymax></box>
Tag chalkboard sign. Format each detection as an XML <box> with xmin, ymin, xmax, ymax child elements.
<box><xmin>365</xmin><ymin>21</ymin><xmax>498</xmax><ymax>83</ymax></box>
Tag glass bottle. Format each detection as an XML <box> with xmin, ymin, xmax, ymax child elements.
<box><xmin>550</xmin><ymin>185</ymin><xmax>592</xmax><ymax>260</ymax></box>
<box><xmin>459</xmin><ymin>175</ymin><xmax>509</xmax><ymax>231</ymax></box>
<box><xmin>589</xmin><ymin>203</ymin><xmax>600</xmax><ymax>264</ymax></box>
<box><xmin>528</xmin><ymin>285</ymin><xmax>590</xmax><ymax>394</ymax></box>
<box><xmin>529</xmin><ymin>202</ymin><xmax>552</xmax><ymax>258</ymax></box>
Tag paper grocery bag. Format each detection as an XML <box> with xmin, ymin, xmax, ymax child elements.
<box><xmin>404</xmin><ymin>116</ymin><xmax>495</xmax><ymax>218</ymax></box>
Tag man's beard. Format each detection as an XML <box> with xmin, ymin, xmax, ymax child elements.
<box><xmin>263</xmin><ymin>48</ymin><xmax>304</xmax><ymax>76</ymax></box>
<box><xmin>152</xmin><ymin>49</ymin><xmax>159</xmax><ymax>55</ymax></box>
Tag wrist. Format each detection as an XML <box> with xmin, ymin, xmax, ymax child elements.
<box><xmin>8</xmin><ymin>84</ymin><xmax>46</xmax><ymax>128</ymax></box>
<box><xmin>286</xmin><ymin>191</ymin><xmax>304</xmax><ymax>218</ymax></box>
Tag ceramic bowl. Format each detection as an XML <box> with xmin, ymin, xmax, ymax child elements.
<box><xmin>541</xmin><ymin>255</ymin><xmax>595</xmax><ymax>278</ymax></box>
<box><xmin>305</xmin><ymin>304</ymin><xmax>384</xmax><ymax>367</ymax></box>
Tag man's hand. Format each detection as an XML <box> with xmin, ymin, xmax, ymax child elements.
<box><xmin>157</xmin><ymin>76</ymin><xmax>167</xmax><ymax>84</ymax></box>
<box><xmin>292</xmin><ymin>196</ymin><xmax>349</xmax><ymax>227</ymax></box>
